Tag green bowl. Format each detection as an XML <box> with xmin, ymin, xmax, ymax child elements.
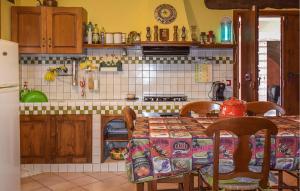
<box><xmin>21</xmin><ymin>90</ymin><xmax>48</xmax><ymax>103</ymax></box>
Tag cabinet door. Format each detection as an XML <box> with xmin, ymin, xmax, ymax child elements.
<box><xmin>46</xmin><ymin>7</ymin><xmax>86</xmax><ymax>54</ymax></box>
<box><xmin>20</xmin><ymin>115</ymin><xmax>51</xmax><ymax>164</ymax></box>
<box><xmin>11</xmin><ymin>7</ymin><xmax>47</xmax><ymax>53</ymax></box>
<box><xmin>54</xmin><ymin>115</ymin><xmax>92</xmax><ymax>163</ymax></box>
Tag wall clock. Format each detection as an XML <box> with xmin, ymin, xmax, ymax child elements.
<box><xmin>154</xmin><ymin>4</ymin><xmax>177</xmax><ymax>24</ymax></box>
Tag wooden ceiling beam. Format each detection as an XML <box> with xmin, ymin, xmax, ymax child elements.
<box><xmin>204</xmin><ymin>0</ymin><xmax>299</xmax><ymax>10</ymax></box>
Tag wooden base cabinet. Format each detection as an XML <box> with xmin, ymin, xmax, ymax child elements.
<box><xmin>12</xmin><ymin>7</ymin><xmax>87</xmax><ymax>54</ymax></box>
<box><xmin>20</xmin><ymin>115</ymin><xmax>92</xmax><ymax>164</ymax></box>
<box><xmin>53</xmin><ymin>115</ymin><xmax>92</xmax><ymax>163</ymax></box>
<box><xmin>20</xmin><ymin>115</ymin><xmax>51</xmax><ymax>164</ymax></box>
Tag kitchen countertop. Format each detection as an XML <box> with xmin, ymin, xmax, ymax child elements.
<box><xmin>20</xmin><ymin>99</ymin><xmax>209</xmax><ymax>115</ymax></box>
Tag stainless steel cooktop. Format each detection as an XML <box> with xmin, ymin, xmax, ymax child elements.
<box><xmin>143</xmin><ymin>94</ymin><xmax>187</xmax><ymax>102</ymax></box>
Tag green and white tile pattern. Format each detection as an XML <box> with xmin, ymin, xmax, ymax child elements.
<box><xmin>20</xmin><ymin>101</ymin><xmax>183</xmax><ymax>116</ymax></box>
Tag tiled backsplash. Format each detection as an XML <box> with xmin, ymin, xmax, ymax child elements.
<box><xmin>20</xmin><ymin>47</ymin><xmax>233</xmax><ymax>101</ymax></box>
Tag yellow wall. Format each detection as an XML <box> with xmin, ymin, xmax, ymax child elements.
<box><xmin>185</xmin><ymin>0</ymin><xmax>232</xmax><ymax>41</ymax></box>
<box><xmin>1</xmin><ymin>0</ymin><xmax>14</xmax><ymax>40</ymax></box>
<box><xmin>16</xmin><ymin>0</ymin><xmax>232</xmax><ymax>42</ymax></box>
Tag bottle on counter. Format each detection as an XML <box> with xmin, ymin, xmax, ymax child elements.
<box><xmin>92</xmin><ymin>24</ymin><xmax>100</xmax><ymax>44</ymax></box>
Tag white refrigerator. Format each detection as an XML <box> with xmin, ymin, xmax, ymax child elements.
<box><xmin>0</xmin><ymin>40</ymin><xmax>20</xmax><ymax>191</ymax></box>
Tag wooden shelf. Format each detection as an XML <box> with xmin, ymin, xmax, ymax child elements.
<box><xmin>83</xmin><ymin>43</ymin><xmax>132</xmax><ymax>49</ymax></box>
<box><xmin>136</xmin><ymin>41</ymin><xmax>197</xmax><ymax>47</ymax></box>
<box><xmin>84</xmin><ymin>42</ymin><xmax>235</xmax><ymax>49</ymax></box>
<box><xmin>197</xmin><ymin>43</ymin><xmax>236</xmax><ymax>49</ymax></box>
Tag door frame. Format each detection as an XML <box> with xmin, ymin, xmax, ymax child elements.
<box><xmin>233</xmin><ymin>9</ymin><xmax>299</xmax><ymax>102</ymax></box>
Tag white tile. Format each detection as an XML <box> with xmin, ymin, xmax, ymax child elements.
<box><xmin>75</xmin><ymin>164</ymin><xmax>84</xmax><ymax>172</ymax></box>
<box><xmin>50</xmin><ymin>164</ymin><xmax>59</xmax><ymax>172</ymax></box>
<box><xmin>108</xmin><ymin>163</ymin><xmax>118</xmax><ymax>172</ymax></box>
<box><xmin>92</xmin><ymin>164</ymin><xmax>101</xmax><ymax>172</ymax></box>
<box><xmin>100</xmin><ymin>163</ymin><xmax>109</xmax><ymax>172</ymax></box>
<box><xmin>59</xmin><ymin>164</ymin><xmax>68</xmax><ymax>172</ymax></box>
<box><xmin>117</xmin><ymin>162</ymin><xmax>126</xmax><ymax>172</ymax></box>
<box><xmin>84</xmin><ymin>164</ymin><xmax>93</xmax><ymax>172</ymax></box>
<box><xmin>67</xmin><ymin>164</ymin><xmax>76</xmax><ymax>172</ymax></box>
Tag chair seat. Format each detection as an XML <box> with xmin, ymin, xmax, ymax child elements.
<box><xmin>200</xmin><ymin>164</ymin><xmax>277</xmax><ymax>190</ymax></box>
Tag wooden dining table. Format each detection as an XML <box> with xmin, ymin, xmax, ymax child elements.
<box><xmin>124</xmin><ymin>116</ymin><xmax>299</xmax><ymax>191</ymax></box>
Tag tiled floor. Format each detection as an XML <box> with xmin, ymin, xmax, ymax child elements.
<box><xmin>21</xmin><ymin>171</ymin><xmax>298</xmax><ymax>191</ymax></box>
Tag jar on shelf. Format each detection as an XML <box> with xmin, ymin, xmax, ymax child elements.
<box><xmin>113</xmin><ymin>32</ymin><xmax>122</xmax><ymax>44</ymax></box>
<box><xmin>207</xmin><ymin>31</ymin><xmax>215</xmax><ymax>44</ymax></box>
<box><xmin>191</xmin><ymin>25</ymin><xmax>197</xmax><ymax>41</ymax></box>
<box><xmin>121</xmin><ymin>33</ymin><xmax>126</xmax><ymax>44</ymax></box>
<box><xmin>200</xmin><ymin>32</ymin><xmax>207</xmax><ymax>44</ymax></box>
<box><xmin>221</xmin><ymin>16</ymin><xmax>232</xmax><ymax>43</ymax></box>
<box><xmin>105</xmin><ymin>33</ymin><xmax>114</xmax><ymax>44</ymax></box>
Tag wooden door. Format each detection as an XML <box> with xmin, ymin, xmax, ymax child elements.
<box><xmin>53</xmin><ymin>115</ymin><xmax>92</xmax><ymax>163</ymax></box>
<box><xmin>233</xmin><ymin>7</ymin><xmax>258</xmax><ymax>101</ymax></box>
<box><xmin>11</xmin><ymin>7</ymin><xmax>47</xmax><ymax>53</ymax></box>
<box><xmin>20</xmin><ymin>115</ymin><xmax>51</xmax><ymax>164</ymax></box>
<box><xmin>267</xmin><ymin>41</ymin><xmax>280</xmax><ymax>103</ymax></box>
<box><xmin>46</xmin><ymin>7</ymin><xmax>86</xmax><ymax>54</ymax></box>
<box><xmin>281</xmin><ymin>14</ymin><xmax>299</xmax><ymax>115</ymax></box>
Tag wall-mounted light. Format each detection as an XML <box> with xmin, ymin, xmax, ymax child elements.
<box><xmin>220</xmin><ymin>16</ymin><xmax>232</xmax><ymax>43</ymax></box>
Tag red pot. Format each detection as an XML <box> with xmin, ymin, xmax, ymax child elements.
<box><xmin>220</xmin><ymin>97</ymin><xmax>246</xmax><ymax>117</ymax></box>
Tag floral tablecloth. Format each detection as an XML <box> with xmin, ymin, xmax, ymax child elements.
<box><xmin>125</xmin><ymin>116</ymin><xmax>299</xmax><ymax>183</ymax></box>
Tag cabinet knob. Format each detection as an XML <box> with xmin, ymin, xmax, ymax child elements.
<box><xmin>42</xmin><ymin>38</ymin><xmax>46</xmax><ymax>47</ymax></box>
<box><xmin>48</xmin><ymin>38</ymin><xmax>52</xmax><ymax>48</ymax></box>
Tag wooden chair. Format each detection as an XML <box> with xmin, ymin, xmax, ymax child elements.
<box><xmin>198</xmin><ymin>117</ymin><xmax>278</xmax><ymax>190</ymax></box>
<box><xmin>176</xmin><ymin>101</ymin><xmax>220</xmax><ymax>190</ymax></box>
<box><xmin>180</xmin><ymin>101</ymin><xmax>221</xmax><ymax>117</ymax></box>
<box><xmin>276</xmin><ymin>170</ymin><xmax>300</xmax><ymax>191</ymax></box>
<box><xmin>147</xmin><ymin>174</ymin><xmax>193</xmax><ymax>191</ymax></box>
<box><xmin>245</xmin><ymin>101</ymin><xmax>298</xmax><ymax>190</ymax></box>
<box><xmin>122</xmin><ymin>106</ymin><xmax>136</xmax><ymax>138</ymax></box>
<box><xmin>246</xmin><ymin>101</ymin><xmax>286</xmax><ymax>116</ymax></box>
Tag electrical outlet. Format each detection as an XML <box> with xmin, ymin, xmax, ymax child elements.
<box><xmin>226</xmin><ymin>80</ymin><xmax>231</xmax><ymax>86</ymax></box>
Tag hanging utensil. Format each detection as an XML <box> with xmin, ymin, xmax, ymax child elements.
<box><xmin>80</xmin><ymin>78</ymin><xmax>86</xmax><ymax>97</ymax></box>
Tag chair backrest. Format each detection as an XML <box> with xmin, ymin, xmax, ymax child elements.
<box><xmin>180</xmin><ymin>101</ymin><xmax>220</xmax><ymax>117</ymax></box>
<box><xmin>122</xmin><ymin>106</ymin><xmax>137</xmax><ymax>138</ymax></box>
<box><xmin>246</xmin><ymin>101</ymin><xmax>286</xmax><ymax>116</ymax></box>
<box><xmin>206</xmin><ymin>117</ymin><xmax>278</xmax><ymax>190</ymax></box>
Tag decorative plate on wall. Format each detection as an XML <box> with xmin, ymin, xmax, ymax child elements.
<box><xmin>154</xmin><ymin>4</ymin><xmax>177</xmax><ymax>24</ymax></box>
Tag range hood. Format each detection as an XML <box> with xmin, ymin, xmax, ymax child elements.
<box><xmin>142</xmin><ymin>46</ymin><xmax>190</xmax><ymax>56</ymax></box>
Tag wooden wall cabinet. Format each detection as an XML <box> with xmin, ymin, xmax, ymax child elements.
<box><xmin>12</xmin><ymin>7</ymin><xmax>87</xmax><ymax>54</ymax></box>
<box><xmin>20</xmin><ymin>115</ymin><xmax>92</xmax><ymax>164</ymax></box>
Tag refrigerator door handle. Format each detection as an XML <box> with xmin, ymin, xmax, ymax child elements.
<box><xmin>0</xmin><ymin>84</ymin><xmax>19</xmax><ymax>89</ymax></box>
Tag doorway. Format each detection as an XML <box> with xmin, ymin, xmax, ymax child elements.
<box><xmin>233</xmin><ymin>10</ymin><xmax>299</xmax><ymax>115</ymax></box>
<box><xmin>258</xmin><ymin>17</ymin><xmax>281</xmax><ymax>104</ymax></box>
